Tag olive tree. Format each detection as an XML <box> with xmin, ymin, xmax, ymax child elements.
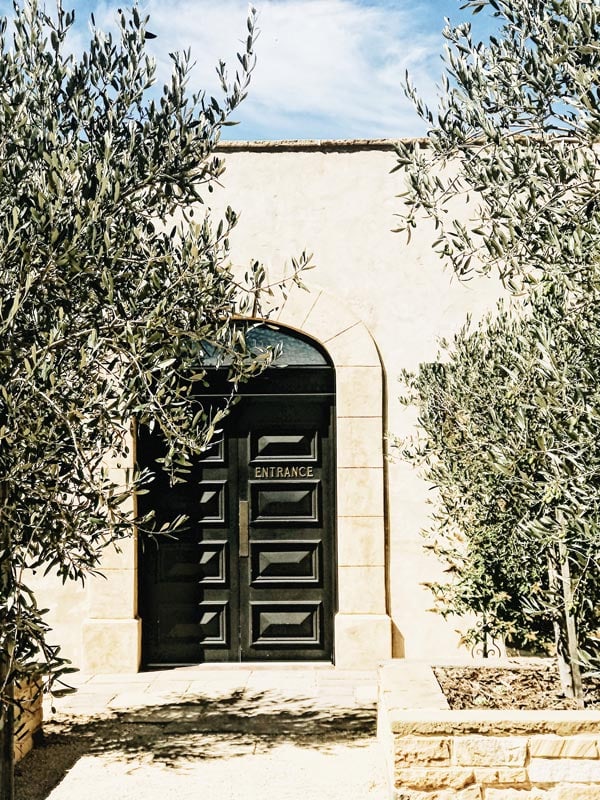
<box><xmin>396</xmin><ymin>0</ymin><xmax>600</xmax><ymax>288</ymax></box>
<box><xmin>395</xmin><ymin>0</ymin><xmax>600</xmax><ymax>703</ymax></box>
<box><xmin>397</xmin><ymin>277</ymin><xmax>600</xmax><ymax>702</ymax></box>
<box><xmin>0</xmin><ymin>2</ymin><xmax>307</xmax><ymax>795</ymax></box>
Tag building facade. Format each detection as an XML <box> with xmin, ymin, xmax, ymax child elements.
<box><xmin>31</xmin><ymin>140</ymin><xmax>501</xmax><ymax>672</ymax></box>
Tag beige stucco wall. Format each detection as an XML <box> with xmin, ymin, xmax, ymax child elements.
<box><xmin>210</xmin><ymin>141</ymin><xmax>502</xmax><ymax>660</ymax></box>
<box><xmin>30</xmin><ymin>140</ymin><xmax>503</xmax><ymax>671</ymax></box>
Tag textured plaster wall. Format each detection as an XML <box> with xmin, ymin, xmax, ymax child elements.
<box><xmin>29</xmin><ymin>141</ymin><xmax>504</xmax><ymax>669</ymax></box>
<box><xmin>210</xmin><ymin>142</ymin><xmax>503</xmax><ymax>660</ymax></box>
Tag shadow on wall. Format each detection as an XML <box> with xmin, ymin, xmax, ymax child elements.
<box><xmin>16</xmin><ymin>689</ymin><xmax>377</xmax><ymax>800</ymax></box>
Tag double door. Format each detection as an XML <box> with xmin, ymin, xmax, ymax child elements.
<box><xmin>138</xmin><ymin>395</ymin><xmax>335</xmax><ymax>665</ymax></box>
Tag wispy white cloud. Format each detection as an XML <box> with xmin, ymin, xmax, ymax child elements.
<box><xmin>15</xmin><ymin>0</ymin><xmax>448</xmax><ymax>139</ymax></box>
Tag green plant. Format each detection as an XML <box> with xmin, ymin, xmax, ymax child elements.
<box><xmin>396</xmin><ymin>278</ymin><xmax>600</xmax><ymax>703</ymax></box>
<box><xmin>395</xmin><ymin>0</ymin><xmax>600</xmax><ymax>704</ymax></box>
<box><xmin>0</xmin><ymin>2</ymin><xmax>307</xmax><ymax>796</ymax></box>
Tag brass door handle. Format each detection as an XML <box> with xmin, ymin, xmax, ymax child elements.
<box><xmin>239</xmin><ymin>499</ymin><xmax>249</xmax><ymax>557</ymax></box>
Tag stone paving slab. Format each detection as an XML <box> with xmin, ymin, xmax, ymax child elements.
<box><xmin>47</xmin><ymin>666</ymin><xmax>379</xmax><ymax>714</ymax></box>
<box><xmin>85</xmin><ymin>672</ymin><xmax>159</xmax><ymax>684</ymax></box>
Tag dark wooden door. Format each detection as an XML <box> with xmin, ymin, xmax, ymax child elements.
<box><xmin>138</xmin><ymin>394</ymin><xmax>335</xmax><ymax>666</ymax></box>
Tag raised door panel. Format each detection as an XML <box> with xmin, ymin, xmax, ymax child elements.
<box><xmin>250</xmin><ymin>603</ymin><xmax>323</xmax><ymax>647</ymax></box>
<box><xmin>250</xmin><ymin>481</ymin><xmax>320</xmax><ymax>523</ymax></box>
<box><xmin>250</xmin><ymin>540</ymin><xmax>321</xmax><ymax>585</ymax></box>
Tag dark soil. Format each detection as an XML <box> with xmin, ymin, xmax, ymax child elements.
<box><xmin>434</xmin><ymin>662</ymin><xmax>600</xmax><ymax>710</ymax></box>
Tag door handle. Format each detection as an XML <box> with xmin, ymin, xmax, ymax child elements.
<box><xmin>239</xmin><ymin>499</ymin><xmax>249</xmax><ymax>557</ymax></box>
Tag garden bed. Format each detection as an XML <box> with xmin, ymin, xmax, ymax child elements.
<box><xmin>434</xmin><ymin>661</ymin><xmax>600</xmax><ymax>711</ymax></box>
<box><xmin>377</xmin><ymin>659</ymin><xmax>600</xmax><ymax>800</ymax></box>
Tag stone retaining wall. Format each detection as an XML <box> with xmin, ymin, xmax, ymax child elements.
<box><xmin>13</xmin><ymin>681</ymin><xmax>43</xmax><ymax>762</ymax></box>
<box><xmin>378</xmin><ymin>661</ymin><xmax>600</xmax><ymax>799</ymax></box>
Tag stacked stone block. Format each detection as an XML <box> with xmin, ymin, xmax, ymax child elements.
<box><xmin>378</xmin><ymin>661</ymin><xmax>600</xmax><ymax>800</ymax></box>
<box><xmin>391</xmin><ymin>732</ymin><xmax>600</xmax><ymax>799</ymax></box>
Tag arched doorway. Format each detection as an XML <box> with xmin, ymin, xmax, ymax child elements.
<box><xmin>137</xmin><ymin>323</ymin><xmax>336</xmax><ymax>665</ymax></box>
<box><xmin>80</xmin><ymin>285</ymin><xmax>391</xmax><ymax>672</ymax></box>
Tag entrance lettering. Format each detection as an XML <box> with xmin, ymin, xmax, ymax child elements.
<box><xmin>254</xmin><ymin>465</ymin><xmax>314</xmax><ymax>479</ymax></box>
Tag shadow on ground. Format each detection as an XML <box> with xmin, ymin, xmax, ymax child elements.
<box><xmin>15</xmin><ymin>689</ymin><xmax>377</xmax><ymax>800</ymax></box>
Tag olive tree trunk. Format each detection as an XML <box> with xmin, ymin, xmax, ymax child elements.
<box><xmin>0</xmin><ymin>675</ymin><xmax>14</xmax><ymax>800</ymax></box>
<box><xmin>548</xmin><ymin>543</ymin><xmax>584</xmax><ymax>707</ymax></box>
<box><xmin>0</xmin><ymin>478</ymin><xmax>15</xmax><ymax>800</ymax></box>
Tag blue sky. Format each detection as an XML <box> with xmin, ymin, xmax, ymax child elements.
<box><xmin>1</xmin><ymin>1</ymin><xmax>498</xmax><ymax>140</ymax></box>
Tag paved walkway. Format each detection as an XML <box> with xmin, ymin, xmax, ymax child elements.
<box><xmin>19</xmin><ymin>665</ymin><xmax>388</xmax><ymax>800</ymax></box>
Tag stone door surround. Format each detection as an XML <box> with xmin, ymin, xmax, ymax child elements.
<box><xmin>81</xmin><ymin>284</ymin><xmax>392</xmax><ymax>671</ymax></box>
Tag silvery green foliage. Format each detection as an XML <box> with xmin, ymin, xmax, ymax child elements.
<box><xmin>395</xmin><ymin>0</ymin><xmax>600</xmax><ymax>700</ymax></box>
<box><xmin>0</xmin><ymin>0</ymin><xmax>307</xmax><ymax>710</ymax></box>
<box><xmin>397</xmin><ymin>279</ymin><xmax>600</xmax><ymax>669</ymax></box>
<box><xmin>395</xmin><ymin>0</ymin><xmax>600</xmax><ymax>288</ymax></box>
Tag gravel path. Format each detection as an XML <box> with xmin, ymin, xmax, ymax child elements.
<box><xmin>41</xmin><ymin>741</ymin><xmax>386</xmax><ymax>800</ymax></box>
<box><xmin>16</xmin><ymin>667</ymin><xmax>388</xmax><ymax>800</ymax></box>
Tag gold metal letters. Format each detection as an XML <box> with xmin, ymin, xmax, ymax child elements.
<box><xmin>254</xmin><ymin>465</ymin><xmax>314</xmax><ymax>479</ymax></box>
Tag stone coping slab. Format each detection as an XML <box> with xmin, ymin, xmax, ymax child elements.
<box><xmin>387</xmin><ymin>709</ymin><xmax>600</xmax><ymax>736</ymax></box>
